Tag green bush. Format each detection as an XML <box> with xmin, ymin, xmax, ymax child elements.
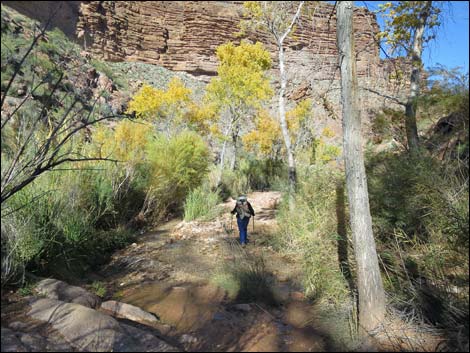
<box><xmin>218</xmin><ymin>157</ymin><xmax>286</xmax><ymax>200</ymax></box>
<box><xmin>146</xmin><ymin>131</ymin><xmax>210</xmax><ymax>219</ymax></box>
<box><xmin>275</xmin><ymin>164</ymin><xmax>351</xmax><ymax>305</ymax></box>
<box><xmin>367</xmin><ymin>151</ymin><xmax>469</xmax><ymax>335</ymax></box>
<box><xmin>1</xmin><ymin>164</ymin><xmax>135</xmax><ymax>283</ymax></box>
<box><xmin>90</xmin><ymin>281</ymin><xmax>107</xmax><ymax>298</ymax></box>
<box><xmin>184</xmin><ymin>185</ymin><xmax>221</xmax><ymax>221</ymax></box>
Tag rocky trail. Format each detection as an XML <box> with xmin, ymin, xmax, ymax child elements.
<box><xmin>1</xmin><ymin>192</ymin><xmax>332</xmax><ymax>352</ymax></box>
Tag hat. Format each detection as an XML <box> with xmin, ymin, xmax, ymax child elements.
<box><xmin>238</xmin><ymin>195</ymin><xmax>247</xmax><ymax>202</ymax></box>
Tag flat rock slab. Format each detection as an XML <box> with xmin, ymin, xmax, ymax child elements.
<box><xmin>1</xmin><ymin>328</ymin><xmax>28</xmax><ymax>352</ymax></box>
<box><xmin>101</xmin><ymin>300</ymin><xmax>159</xmax><ymax>324</ymax></box>
<box><xmin>27</xmin><ymin>298</ymin><xmax>178</xmax><ymax>352</ymax></box>
<box><xmin>35</xmin><ymin>278</ymin><xmax>101</xmax><ymax>308</ymax></box>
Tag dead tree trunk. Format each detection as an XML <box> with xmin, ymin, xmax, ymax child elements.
<box><xmin>336</xmin><ymin>1</ymin><xmax>386</xmax><ymax>334</ymax></box>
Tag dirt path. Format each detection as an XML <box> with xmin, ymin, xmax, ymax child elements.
<box><xmin>95</xmin><ymin>191</ymin><xmax>329</xmax><ymax>352</ymax></box>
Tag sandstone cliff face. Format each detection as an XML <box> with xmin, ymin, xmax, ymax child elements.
<box><xmin>74</xmin><ymin>1</ymin><xmax>381</xmax><ymax>80</ymax></box>
<box><xmin>6</xmin><ymin>1</ymin><xmax>401</xmax><ymax>91</ymax></box>
<box><xmin>5</xmin><ymin>0</ymin><xmax>407</xmax><ymax>139</ymax></box>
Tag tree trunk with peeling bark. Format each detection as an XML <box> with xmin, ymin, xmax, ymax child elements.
<box><xmin>336</xmin><ymin>1</ymin><xmax>386</xmax><ymax>334</ymax></box>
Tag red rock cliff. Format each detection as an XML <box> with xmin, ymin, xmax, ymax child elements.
<box><xmin>74</xmin><ymin>1</ymin><xmax>381</xmax><ymax>80</ymax></box>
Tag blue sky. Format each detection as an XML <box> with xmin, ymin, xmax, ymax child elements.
<box><xmin>356</xmin><ymin>1</ymin><xmax>470</xmax><ymax>73</ymax></box>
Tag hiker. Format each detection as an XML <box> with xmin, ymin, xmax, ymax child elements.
<box><xmin>231</xmin><ymin>195</ymin><xmax>255</xmax><ymax>246</ymax></box>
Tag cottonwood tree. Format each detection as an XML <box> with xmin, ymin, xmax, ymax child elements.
<box><xmin>242</xmin><ymin>1</ymin><xmax>305</xmax><ymax>193</ymax></box>
<box><xmin>126</xmin><ymin>77</ymin><xmax>217</xmax><ymax>137</ymax></box>
<box><xmin>205</xmin><ymin>41</ymin><xmax>272</xmax><ymax>180</ymax></box>
<box><xmin>243</xmin><ymin>98</ymin><xmax>313</xmax><ymax>159</ymax></box>
<box><xmin>336</xmin><ymin>1</ymin><xmax>386</xmax><ymax>334</ymax></box>
<box><xmin>377</xmin><ymin>1</ymin><xmax>442</xmax><ymax>154</ymax></box>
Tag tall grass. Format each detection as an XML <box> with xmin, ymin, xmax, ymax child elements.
<box><xmin>367</xmin><ymin>151</ymin><xmax>469</xmax><ymax>348</ymax></box>
<box><xmin>184</xmin><ymin>186</ymin><xmax>221</xmax><ymax>221</ymax></box>
<box><xmin>275</xmin><ymin>164</ymin><xmax>351</xmax><ymax>305</ymax></box>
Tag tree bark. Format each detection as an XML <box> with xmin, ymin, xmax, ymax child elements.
<box><xmin>230</xmin><ymin>121</ymin><xmax>240</xmax><ymax>171</ymax></box>
<box><xmin>337</xmin><ymin>1</ymin><xmax>386</xmax><ymax>334</ymax></box>
<box><xmin>405</xmin><ymin>1</ymin><xmax>432</xmax><ymax>154</ymax></box>
<box><xmin>273</xmin><ymin>1</ymin><xmax>303</xmax><ymax>194</ymax></box>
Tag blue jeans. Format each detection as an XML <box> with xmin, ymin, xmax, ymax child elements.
<box><xmin>237</xmin><ymin>217</ymin><xmax>250</xmax><ymax>245</ymax></box>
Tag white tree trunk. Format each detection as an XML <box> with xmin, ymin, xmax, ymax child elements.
<box><xmin>405</xmin><ymin>1</ymin><xmax>432</xmax><ymax>153</ymax></box>
<box><xmin>337</xmin><ymin>1</ymin><xmax>386</xmax><ymax>334</ymax></box>
<box><xmin>278</xmin><ymin>43</ymin><xmax>297</xmax><ymax>192</ymax></box>
<box><xmin>216</xmin><ymin>122</ymin><xmax>232</xmax><ymax>186</ymax></box>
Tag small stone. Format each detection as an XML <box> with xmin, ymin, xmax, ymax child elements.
<box><xmin>8</xmin><ymin>321</ymin><xmax>29</xmax><ymax>331</ymax></box>
<box><xmin>131</xmin><ymin>243</ymin><xmax>138</xmax><ymax>247</ymax></box>
<box><xmin>172</xmin><ymin>286</ymin><xmax>187</xmax><ymax>292</ymax></box>
<box><xmin>234</xmin><ymin>304</ymin><xmax>251</xmax><ymax>312</ymax></box>
<box><xmin>290</xmin><ymin>291</ymin><xmax>305</xmax><ymax>300</ymax></box>
<box><xmin>212</xmin><ymin>312</ymin><xmax>227</xmax><ymax>321</ymax></box>
<box><xmin>179</xmin><ymin>334</ymin><xmax>198</xmax><ymax>344</ymax></box>
<box><xmin>101</xmin><ymin>300</ymin><xmax>159</xmax><ymax>324</ymax></box>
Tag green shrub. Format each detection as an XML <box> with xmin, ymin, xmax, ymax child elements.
<box><xmin>90</xmin><ymin>281</ymin><xmax>107</xmax><ymax>298</ymax></box>
<box><xmin>275</xmin><ymin>164</ymin><xmax>351</xmax><ymax>305</ymax></box>
<box><xmin>184</xmin><ymin>185</ymin><xmax>221</xmax><ymax>221</ymax></box>
<box><xmin>1</xmin><ymin>163</ymin><xmax>135</xmax><ymax>283</ymax></box>
<box><xmin>17</xmin><ymin>282</ymin><xmax>35</xmax><ymax>297</ymax></box>
<box><xmin>367</xmin><ymin>151</ymin><xmax>469</xmax><ymax>336</ymax></box>
<box><xmin>146</xmin><ymin>131</ymin><xmax>210</xmax><ymax>219</ymax></box>
<box><xmin>217</xmin><ymin>156</ymin><xmax>286</xmax><ymax>200</ymax></box>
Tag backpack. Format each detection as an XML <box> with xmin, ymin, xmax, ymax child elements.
<box><xmin>236</xmin><ymin>196</ymin><xmax>251</xmax><ymax>219</ymax></box>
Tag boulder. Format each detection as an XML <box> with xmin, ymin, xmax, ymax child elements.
<box><xmin>101</xmin><ymin>300</ymin><xmax>159</xmax><ymax>325</ymax></box>
<box><xmin>35</xmin><ymin>278</ymin><xmax>101</xmax><ymax>308</ymax></box>
<box><xmin>27</xmin><ymin>298</ymin><xmax>177</xmax><ymax>352</ymax></box>
<box><xmin>28</xmin><ymin>298</ymin><xmax>123</xmax><ymax>351</ymax></box>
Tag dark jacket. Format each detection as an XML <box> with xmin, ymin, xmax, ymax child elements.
<box><xmin>231</xmin><ymin>201</ymin><xmax>255</xmax><ymax>218</ymax></box>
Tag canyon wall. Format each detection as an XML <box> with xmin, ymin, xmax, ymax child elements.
<box><xmin>6</xmin><ymin>1</ymin><xmax>387</xmax><ymax>80</ymax></box>
<box><xmin>74</xmin><ymin>1</ymin><xmax>383</xmax><ymax>81</ymax></box>
<box><xmin>5</xmin><ymin>1</ymin><xmax>406</xmax><ymax>139</ymax></box>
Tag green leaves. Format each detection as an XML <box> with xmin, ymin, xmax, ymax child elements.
<box><xmin>375</xmin><ymin>1</ymin><xmax>442</xmax><ymax>55</ymax></box>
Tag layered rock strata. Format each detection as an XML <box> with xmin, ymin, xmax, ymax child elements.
<box><xmin>75</xmin><ymin>1</ymin><xmax>382</xmax><ymax>80</ymax></box>
<box><xmin>7</xmin><ymin>1</ymin><xmax>385</xmax><ymax>80</ymax></box>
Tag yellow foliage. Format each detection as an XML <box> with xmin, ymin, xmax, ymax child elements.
<box><xmin>126</xmin><ymin>84</ymin><xmax>163</xmax><ymax>120</ymax></box>
<box><xmin>186</xmin><ymin>103</ymin><xmax>218</xmax><ymax>134</ymax></box>
<box><xmin>93</xmin><ymin>120</ymin><xmax>152</xmax><ymax>162</ymax></box>
<box><xmin>311</xmin><ymin>138</ymin><xmax>341</xmax><ymax>164</ymax></box>
<box><xmin>321</xmin><ymin>126</ymin><xmax>335</xmax><ymax>138</ymax></box>
<box><xmin>286</xmin><ymin>99</ymin><xmax>312</xmax><ymax>133</ymax></box>
<box><xmin>244</xmin><ymin>99</ymin><xmax>314</xmax><ymax>157</ymax></box>
<box><xmin>126</xmin><ymin>77</ymin><xmax>218</xmax><ymax>136</ymax></box>
<box><xmin>376</xmin><ymin>1</ymin><xmax>441</xmax><ymax>53</ymax></box>
<box><xmin>243</xmin><ymin>1</ymin><xmax>263</xmax><ymax>18</ymax></box>
<box><xmin>216</xmin><ymin>41</ymin><xmax>271</xmax><ymax>72</ymax></box>
<box><xmin>126</xmin><ymin>77</ymin><xmax>192</xmax><ymax>122</ymax></box>
<box><xmin>243</xmin><ymin>110</ymin><xmax>281</xmax><ymax>156</ymax></box>
<box><xmin>206</xmin><ymin>40</ymin><xmax>272</xmax><ymax>112</ymax></box>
